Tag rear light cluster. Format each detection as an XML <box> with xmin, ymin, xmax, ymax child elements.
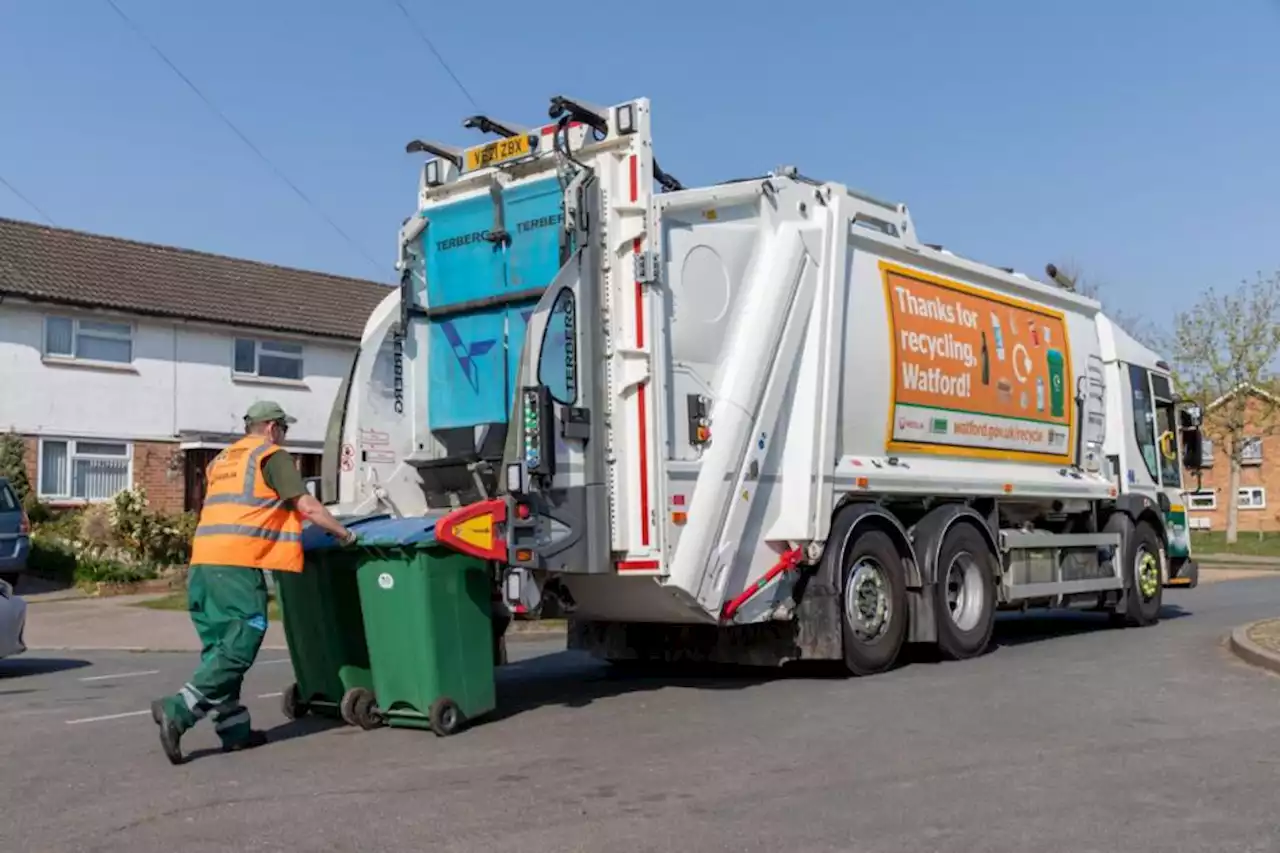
<box><xmin>19</xmin><ymin>511</ymin><xmax>30</xmax><ymax>535</ymax></box>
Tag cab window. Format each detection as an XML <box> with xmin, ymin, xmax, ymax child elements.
<box><xmin>1128</xmin><ymin>365</ymin><xmax>1158</xmax><ymax>482</ymax></box>
<box><xmin>1150</xmin><ymin>373</ymin><xmax>1181</xmax><ymax>488</ymax></box>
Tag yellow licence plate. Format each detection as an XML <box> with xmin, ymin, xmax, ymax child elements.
<box><xmin>464</xmin><ymin>135</ymin><xmax>534</xmax><ymax>171</ymax></box>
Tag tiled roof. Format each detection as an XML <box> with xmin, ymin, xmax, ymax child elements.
<box><xmin>0</xmin><ymin>217</ymin><xmax>391</xmax><ymax>340</ymax></box>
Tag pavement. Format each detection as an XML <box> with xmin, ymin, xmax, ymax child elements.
<box><xmin>5</xmin><ymin>573</ymin><xmax>1280</xmax><ymax>851</ymax></box>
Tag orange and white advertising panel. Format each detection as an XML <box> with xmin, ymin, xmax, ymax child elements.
<box><xmin>881</xmin><ymin>262</ymin><xmax>1074</xmax><ymax>461</ymax></box>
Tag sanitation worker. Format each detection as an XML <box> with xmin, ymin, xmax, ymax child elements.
<box><xmin>151</xmin><ymin>401</ymin><xmax>357</xmax><ymax>764</ymax></box>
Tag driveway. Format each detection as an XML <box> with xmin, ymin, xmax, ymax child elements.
<box><xmin>3</xmin><ymin>576</ymin><xmax>1280</xmax><ymax>852</ymax></box>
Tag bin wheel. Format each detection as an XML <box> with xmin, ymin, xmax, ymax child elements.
<box><xmin>428</xmin><ymin>698</ymin><xmax>463</xmax><ymax>737</ymax></box>
<box><xmin>341</xmin><ymin>687</ymin><xmax>382</xmax><ymax>730</ymax></box>
<box><xmin>281</xmin><ymin>682</ymin><xmax>308</xmax><ymax>721</ymax></box>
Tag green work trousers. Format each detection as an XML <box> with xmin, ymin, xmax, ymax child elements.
<box><xmin>161</xmin><ymin>565</ymin><xmax>269</xmax><ymax>747</ymax></box>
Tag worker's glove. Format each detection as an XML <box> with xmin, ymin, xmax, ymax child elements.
<box><xmin>338</xmin><ymin>529</ymin><xmax>359</xmax><ymax>548</ymax></box>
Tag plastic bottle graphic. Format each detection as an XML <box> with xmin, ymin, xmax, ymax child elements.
<box><xmin>981</xmin><ymin>331</ymin><xmax>990</xmax><ymax>385</ymax></box>
<box><xmin>1046</xmin><ymin>349</ymin><xmax>1065</xmax><ymax>417</ymax></box>
<box><xmin>990</xmin><ymin>313</ymin><xmax>1006</xmax><ymax>361</ymax></box>
<box><xmin>1035</xmin><ymin>376</ymin><xmax>1045</xmax><ymax>411</ymax></box>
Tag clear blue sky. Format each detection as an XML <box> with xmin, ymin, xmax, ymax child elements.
<box><xmin>3</xmin><ymin>1</ymin><xmax>1278</xmax><ymax>325</ymax></box>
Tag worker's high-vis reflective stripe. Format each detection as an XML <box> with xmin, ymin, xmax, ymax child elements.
<box><xmin>193</xmin><ymin>524</ymin><xmax>302</xmax><ymax>542</ymax></box>
<box><xmin>189</xmin><ymin>436</ymin><xmax>304</xmax><ymax>572</ymax></box>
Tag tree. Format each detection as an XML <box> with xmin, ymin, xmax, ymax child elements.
<box><xmin>0</xmin><ymin>431</ymin><xmax>32</xmax><ymax>507</ymax></box>
<box><xmin>1167</xmin><ymin>271</ymin><xmax>1280</xmax><ymax>544</ymax></box>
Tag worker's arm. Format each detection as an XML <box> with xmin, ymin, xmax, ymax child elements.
<box><xmin>295</xmin><ymin>494</ymin><xmax>356</xmax><ymax>545</ymax></box>
<box><xmin>262</xmin><ymin>452</ymin><xmax>356</xmax><ymax>545</ymax></box>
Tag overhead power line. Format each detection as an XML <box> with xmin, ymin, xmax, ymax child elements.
<box><xmin>0</xmin><ymin>173</ymin><xmax>57</xmax><ymax>226</ymax></box>
<box><xmin>389</xmin><ymin>0</ymin><xmax>481</xmax><ymax>110</ymax></box>
<box><xmin>102</xmin><ymin>0</ymin><xmax>385</xmax><ymax>276</ymax></box>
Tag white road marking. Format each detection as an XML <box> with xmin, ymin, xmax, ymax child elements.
<box><xmin>79</xmin><ymin>669</ymin><xmax>161</xmax><ymax>682</ymax></box>
<box><xmin>66</xmin><ymin>710</ymin><xmax>152</xmax><ymax>725</ymax></box>
<box><xmin>258</xmin><ymin>659</ymin><xmax>290</xmax><ymax>666</ymax></box>
<box><xmin>64</xmin><ymin>691</ymin><xmax>285</xmax><ymax>725</ymax></box>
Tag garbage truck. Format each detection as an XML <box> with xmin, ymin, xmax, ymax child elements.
<box><xmin>318</xmin><ymin>94</ymin><xmax>1203</xmax><ymax>675</ymax></box>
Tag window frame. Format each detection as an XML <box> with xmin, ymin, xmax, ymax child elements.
<box><xmin>37</xmin><ymin>438</ymin><xmax>134</xmax><ymax>503</ymax></box>
<box><xmin>232</xmin><ymin>336</ymin><xmax>306</xmax><ymax>383</ymax></box>
<box><xmin>1240</xmin><ymin>436</ymin><xmax>1263</xmax><ymax>466</ymax></box>
<box><xmin>43</xmin><ymin>314</ymin><xmax>135</xmax><ymax>366</ymax></box>
<box><xmin>1186</xmin><ymin>490</ymin><xmax>1217</xmax><ymax>511</ymax></box>
<box><xmin>1239</xmin><ymin>486</ymin><xmax>1267</xmax><ymax>511</ymax></box>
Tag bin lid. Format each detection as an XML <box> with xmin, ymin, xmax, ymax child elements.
<box><xmin>301</xmin><ymin>512</ymin><xmax>448</xmax><ymax>552</ymax></box>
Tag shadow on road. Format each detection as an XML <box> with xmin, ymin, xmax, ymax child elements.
<box><xmin>490</xmin><ymin>651</ymin><xmax>790</xmax><ymax>723</ymax></box>
<box><xmin>488</xmin><ymin>605</ymin><xmax>1197</xmax><ymax>717</ymax></box>
<box><xmin>0</xmin><ymin>657</ymin><xmax>92</xmax><ymax>679</ymax></box>
<box><xmin>181</xmin><ymin>715</ymin><xmax>344</xmax><ymax>763</ymax></box>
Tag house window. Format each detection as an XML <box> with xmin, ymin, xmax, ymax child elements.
<box><xmin>1187</xmin><ymin>490</ymin><xmax>1216</xmax><ymax>511</ymax></box>
<box><xmin>1239</xmin><ymin>487</ymin><xmax>1267</xmax><ymax>510</ymax></box>
<box><xmin>38</xmin><ymin>440</ymin><xmax>132</xmax><ymax>502</ymax></box>
<box><xmin>1240</xmin><ymin>437</ymin><xmax>1263</xmax><ymax>466</ymax></box>
<box><xmin>44</xmin><ymin>316</ymin><xmax>133</xmax><ymax>364</ymax></box>
<box><xmin>233</xmin><ymin>338</ymin><xmax>304</xmax><ymax>381</ymax></box>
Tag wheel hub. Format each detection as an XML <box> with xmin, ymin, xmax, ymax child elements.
<box><xmin>945</xmin><ymin>551</ymin><xmax>985</xmax><ymax>632</ymax></box>
<box><xmin>846</xmin><ymin>559</ymin><xmax>890</xmax><ymax>641</ymax></box>
<box><xmin>1136</xmin><ymin>549</ymin><xmax>1160</xmax><ymax>600</ymax></box>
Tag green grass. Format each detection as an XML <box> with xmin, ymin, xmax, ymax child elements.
<box><xmin>1191</xmin><ymin>531</ymin><xmax>1280</xmax><ymax>557</ymax></box>
<box><xmin>136</xmin><ymin>592</ymin><xmax>282</xmax><ymax>622</ymax></box>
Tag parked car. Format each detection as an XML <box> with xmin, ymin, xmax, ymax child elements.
<box><xmin>0</xmin><ymin>577</ymin><xmax>25</xmax><ymax>660</ymax></box>
<box><xmin>0</xmin><ymin>477</ymin><xmax>30</xmax><ymax>591</ymax></box>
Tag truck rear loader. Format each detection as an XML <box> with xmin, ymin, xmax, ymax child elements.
<box><xmin>320</xmin><ymin>95</ymin><xmax>1203</xmax><ymax>674</ymax></box>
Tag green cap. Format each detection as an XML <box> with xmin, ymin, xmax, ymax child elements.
<box><xmin>244</xmin><ymin>400</ymin><xmax>297</xmax><ymax>426</ymax></box>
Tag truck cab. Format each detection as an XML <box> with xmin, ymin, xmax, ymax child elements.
<box><xmin>1098</xmin><ymin>314</ymin><xmax>1201</xmax><ymax>587</ymax></box>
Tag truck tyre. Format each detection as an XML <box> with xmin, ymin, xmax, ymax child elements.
<box><xmin>1121</xmin><ymin>521</ymin><xmax>1163</xmax><ymax>627</ymax></box>
<box><xmin>932</xmin><ymin>523</ymin><xmax>997</xmax><ymax>660</ymax></box>
<box><xmin>841</xmin><ymin>529</ymin><xmax>908</xmax><ymax>676</ymax></box>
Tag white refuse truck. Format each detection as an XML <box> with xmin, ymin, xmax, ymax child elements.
<box><xmin>320</xmin><ymin>95</ymin><xmax>1204</xmax><ymax>673</ymax></box>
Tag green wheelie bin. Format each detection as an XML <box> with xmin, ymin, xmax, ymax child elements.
<box><xmin>345</xmin><ymin>516</ymin><xmax>496</xmax><ymax>736</ymax></box>
<box><xmin>273</xmin><ymin>518</ymin><xmax>383</xmax><ymax>725</ymax></box>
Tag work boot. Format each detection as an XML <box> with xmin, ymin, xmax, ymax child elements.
<box><xmin>221</xmin><ymin>729</ymin><xmax>268</xmax><ymax>753</ymax></box>
<box><xmin>151</xmin><ymin>700</ymin><xmax>185</xmax><ymax>766</ymax></box>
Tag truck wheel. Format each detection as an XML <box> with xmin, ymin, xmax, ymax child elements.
<box><xmin>841</xmin><ymin>530</ymin><xmax>908</xmax><ymax>676</ymax></box>
<box><xmin>932</xmin><ymin>523</ymin><xmax>997</xmax><ymax>660</ymax></box>
<box><xmin>1121</xmin><ymin>522</ymin><xmax>1163</xmax><ymax>627</ymax></box>
<box><xmin>281</xmin><ymin>682</ymin><xmax>308</xmax><ymax>721</ymax></box>
<box><xmin>428</xmin><ymin>698</ymin><xmax>463</xmax><ymax>736</ymax></box>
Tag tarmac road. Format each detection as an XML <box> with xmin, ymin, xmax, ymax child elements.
<box><xmin>4</xmin><ymin>576</ymin><xmax>1280</xmax><ymax>853</ymax></box>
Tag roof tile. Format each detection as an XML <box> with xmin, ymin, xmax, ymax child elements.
<box><xmin>0</xmin><ymin>217</ymin><xmax>391</xmax><ymax>340</ymax></box>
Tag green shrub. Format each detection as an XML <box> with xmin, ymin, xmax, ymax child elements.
<box><xmin>0</xmin><ymin>431</ymin><xmax>32</xmax><ymax>506</ymax></box>
<box><xmin>74</xmin><ymin>555</ymin><xmax>157</xmax><ymax>586</ymax></box>
<box><xmin>32</xmin><ymin>508</ymin><xmax>84</xmax><ymax>542</ymax></box>
<box><xmin>27</xmin><ymin>537</ymin><xmax>78</xmax><ymax>584</ymax></box>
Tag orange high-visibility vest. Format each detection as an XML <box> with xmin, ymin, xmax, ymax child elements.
<box><xmin>189</xmin><ymin>435</ymin><xmax>305</xmax><ymax>572</ymax></box>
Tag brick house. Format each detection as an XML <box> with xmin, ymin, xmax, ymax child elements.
<box><xmin>0</xmin><ymin>217</ymin><xmax>390</xmax><ymax>514</ymax></box>
<box><xmin>1184</xmin><ymin>385</ymin><xmax>1280</xmax><ymax>533</ymax></box>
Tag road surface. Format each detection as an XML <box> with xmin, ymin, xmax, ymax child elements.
<box><xmin>3</xmin><ymin>576</ymin><xmax>1280</xmax><ymax>852</ymax></box>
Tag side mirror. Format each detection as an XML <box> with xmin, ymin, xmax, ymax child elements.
<box><xmin>1181</xmin><ymin>428</ymin><xmax>1204</xmax><ymax>470</ymax></box>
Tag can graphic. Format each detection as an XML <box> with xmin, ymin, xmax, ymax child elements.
<box><xmin>1035</xmin><ymin>377</ymin><xmax>1045</xmax><ymax>412</ymax></box>
<box><xmin>1046</xmin><ymin>349</ymin><xmax>1065</xmax><ymax>417</ymax></box>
